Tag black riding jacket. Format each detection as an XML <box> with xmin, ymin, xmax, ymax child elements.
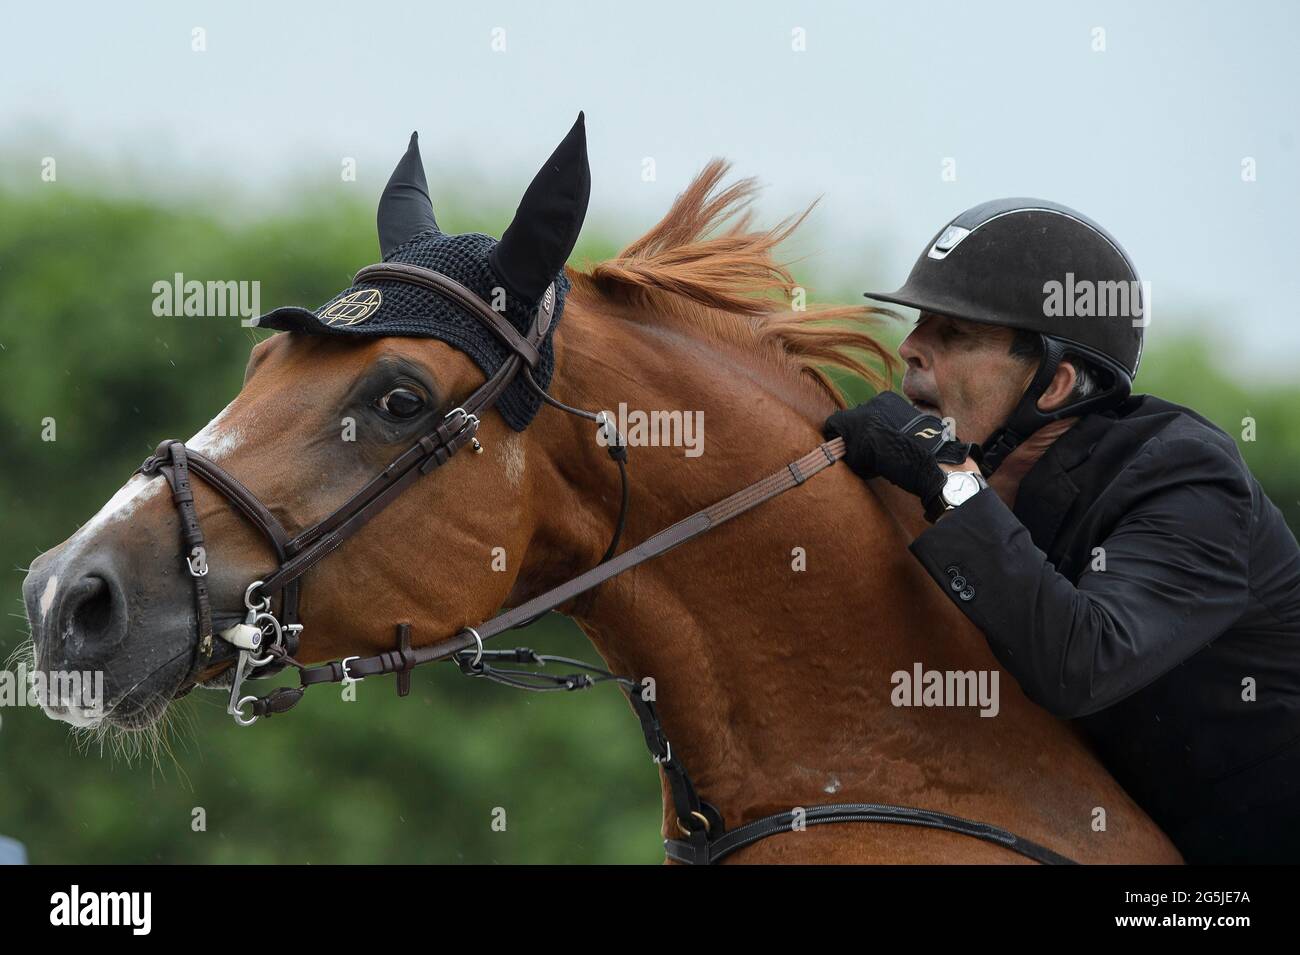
<box><xmin>909</xmin><ymin>394</ymin><xmax>1300</xmax><ymax>862</ymax></box>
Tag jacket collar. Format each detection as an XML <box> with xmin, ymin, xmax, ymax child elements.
<box><xmin>1012</xmin><ymin>410</ymin><xmax>1116</xmax><ymax>549</ymax></box>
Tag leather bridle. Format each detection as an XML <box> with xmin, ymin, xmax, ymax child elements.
<box><xmin>136</xmin><ymin>260</ymin><xmax>1076</xmax><ymax>865</ymax></box>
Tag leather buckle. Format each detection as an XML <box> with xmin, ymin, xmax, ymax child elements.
<box><xmin>676</xmin><ymin>810</ymin><xmax>712</xmax><ymax>837</ymax></box>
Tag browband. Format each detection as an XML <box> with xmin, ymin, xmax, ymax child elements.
<box><xmin>353</xmin><ymin>263</ymin><xmax>551</xmax><ymax>369</ymax></box>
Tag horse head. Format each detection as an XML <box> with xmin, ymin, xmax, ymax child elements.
<box><xmin>22</xmin><ymin>115</ymin><xmax>592</xmax><ymax>730</ymax></box>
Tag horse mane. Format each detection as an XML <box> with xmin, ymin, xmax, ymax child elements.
<box><xmin>567</xmin><ymin>160</ymin><xmax>901</xmax><ymax>408</ymax></box>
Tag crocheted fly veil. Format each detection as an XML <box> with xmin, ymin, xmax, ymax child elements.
<box><xmin>253</xmin><ymin>113</ymin><xmax>591</xmax><ymax>431</ymax></box>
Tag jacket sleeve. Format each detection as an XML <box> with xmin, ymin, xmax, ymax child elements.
<box><xmin>908</xmin><ymin>437</ymin><xmax>1253</xmax><ymax>718</ymax></box>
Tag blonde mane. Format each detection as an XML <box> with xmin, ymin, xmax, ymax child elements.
<box><xmin>568</xmin><ymin>160</ymin><xmax>901</xmax><ymax>408</ymax></box>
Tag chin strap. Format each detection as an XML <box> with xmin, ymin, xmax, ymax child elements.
<box><xmin>975</xmin><ymin>336</ymin><xmax>1132</xmax><ymax>477</ymax></box>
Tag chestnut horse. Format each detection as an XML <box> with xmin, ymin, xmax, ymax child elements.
<box><xmin>21</xmin><ymin>153</ymin><xmax>1180</xmax><ymax>863</ymax></box>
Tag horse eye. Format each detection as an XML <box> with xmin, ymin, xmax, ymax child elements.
<box><xmin>377</xmin><ymin>387</ymin><xmax>425</xmax><ymax>419</ymax></box>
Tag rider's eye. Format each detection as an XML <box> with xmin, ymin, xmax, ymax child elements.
<box><xmin>377</xmin><ymin>387</ymin><xmax>425</xmax><ymax>419</ymax></box>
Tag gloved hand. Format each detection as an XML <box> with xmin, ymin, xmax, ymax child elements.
<box><xmin>822</xmin><ymin>391</ymin><xmax>974</xmax><ymax>512</ymax></box>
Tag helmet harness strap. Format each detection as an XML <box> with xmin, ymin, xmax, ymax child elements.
<box><xmin>975</xmin><ymin>335</ymin><xmax>1133</xmax><ymax>477</ymax></box>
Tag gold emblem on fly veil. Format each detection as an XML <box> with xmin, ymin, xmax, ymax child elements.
<box><xmin>320</xmin><ymin>289</ymin><xmax>383</xmax><ymax>326</ymax></box>
<box><xmin>914</xmin><ymin>427</ymin><xmax>941</xmax><ymax>439</ymax></box>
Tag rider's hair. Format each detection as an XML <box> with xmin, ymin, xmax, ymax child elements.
<box><xmin>1008</xmin><ymin>329</ymin><xmax>1099</xmax><ymax>404</ymax></box>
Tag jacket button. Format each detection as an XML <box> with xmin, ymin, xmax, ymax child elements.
<box><xmin>950</xmin><ymin>575</ymin><xmax>967</xmax><ymax>591</ymax></box>
<box><xmin>959</xmin><ymin>586</ymin><xmax>976</xmax><ymax>602</ymax></box>
<box><xmin>945</xmin><ymin>565</ymin><xmax>961</xmax><ymax>577</ymax></box>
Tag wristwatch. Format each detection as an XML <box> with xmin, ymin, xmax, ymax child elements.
<box><xmin>932</xmin><ymin>469</ymin><xmax>987</xmax><ymax>520</ymax></box>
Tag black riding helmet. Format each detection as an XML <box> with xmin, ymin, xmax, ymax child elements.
<box><xmin>865</xmin><ymin>198</ymin><xmax>1146</xmax><ymax>474</ymax></box>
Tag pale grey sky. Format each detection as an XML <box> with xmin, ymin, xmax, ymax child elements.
<box><xmin>2</xmin><ymin>0</ymin><xmax>1297</xmax><ymax>375</ymax></box>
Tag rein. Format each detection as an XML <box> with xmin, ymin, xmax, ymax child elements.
<box><xmin>138</xmin><ymin>260</ymin><xmax>1076</xmax><ymax>865</ymax></box>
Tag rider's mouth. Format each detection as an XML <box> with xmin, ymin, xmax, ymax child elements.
<box><xmin>901</xmin><ymin>383</ymin><xmax>940</xmax><ymax>417</ymax></box>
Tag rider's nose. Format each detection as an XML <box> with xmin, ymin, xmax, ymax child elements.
<box><xmin>56</xmin><ymin>571</ymin><xmax>129</xmax><ymax>660</ymax></box>
<box><xmin>899</xmin><ymin>329</ymin><xmax>928</xmax><ymax>370</ymax></box>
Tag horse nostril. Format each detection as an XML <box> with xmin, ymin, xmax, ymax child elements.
<box><xmin>60</xmin><ymin>574</ymin><xmax>127</xmax><ymax>654</ymax></box>
<box><xmin>72</xmin><ymin>577</ymin><xmax>113</xmax><ymax>634</ymax></box>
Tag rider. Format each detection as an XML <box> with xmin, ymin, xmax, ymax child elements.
<box><xmin>823</xmin><ymin>199</ymin><xmax>1300</xmax><ymax>863</ymax></box>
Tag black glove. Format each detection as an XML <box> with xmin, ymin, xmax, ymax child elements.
<box><xmin>822</xmin><ymin>392</ymin><xmax>974</xmax><ymax>513</ymax></box>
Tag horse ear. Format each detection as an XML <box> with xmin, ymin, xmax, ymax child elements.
<box><xmin>490</xmin><ymin>112</ymin><xmax>590</xmax><ymax>305</ymax></box>
<box><xmin>377</xmin><ymin>131</ymin><xmax>439</xmax><ymax>257</ymax></box>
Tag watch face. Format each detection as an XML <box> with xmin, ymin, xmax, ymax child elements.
<box><xmin>943</xmin><ymin>471</ymin><xmax>984</xmax><ymax>507</ymax></box>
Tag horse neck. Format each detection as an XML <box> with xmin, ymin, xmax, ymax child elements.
<box><xmin>518</xmin><ymin>297</ymin><xmax>1109</xmax><ymax>843</ymax></box>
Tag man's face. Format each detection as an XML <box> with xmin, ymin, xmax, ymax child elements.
<box><xmin>898</xmin><ymin>312</ymin><xmax>1035</xmax><ymax>446</ymax></box>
